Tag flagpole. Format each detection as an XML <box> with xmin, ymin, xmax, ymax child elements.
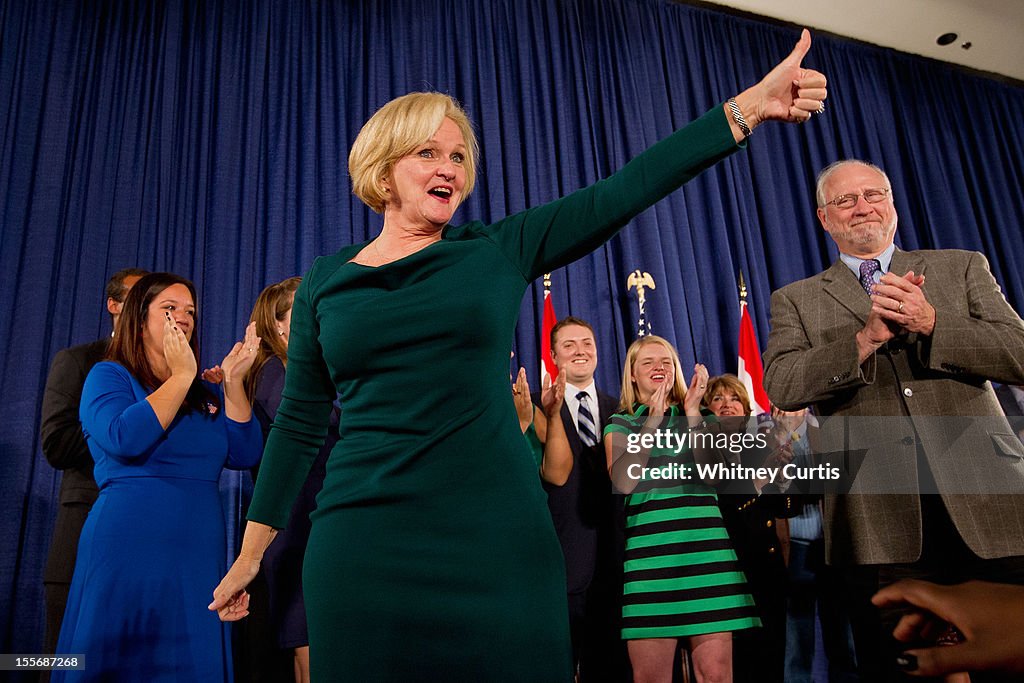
<box><xmin>736</xmin><ymin>269</ymin><xmax>770</xmax><ymax>415</ymax></box>
<box><xmin>627</xmin><ymin>270</ymin><xmax>656</xmax><ymax>337</ymax></box>
<box><xmin>540</xmin><ymin>273</ymin><xmax>558</xmax><ymax>385</ymax></box>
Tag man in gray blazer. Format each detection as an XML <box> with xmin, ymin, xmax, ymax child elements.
<box><xmin>995</xmin><ymin>383</ymin><xmax>1024</xmax><ymax>442</ymax></box>
<box><xmin>763</xmin><ymin>160</ymin><xmax>1024</xmax><ymax>681</ymax></box>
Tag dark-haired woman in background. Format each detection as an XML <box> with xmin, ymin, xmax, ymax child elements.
<box><xmin>54</xmin><ymin>272</ymin><xmax>262</xmax><ymax>682</ymax></box>
<box><xmin>240</xmin><ymin>277</ymin><xmax>338</xmax><ymax>683</ymax></box>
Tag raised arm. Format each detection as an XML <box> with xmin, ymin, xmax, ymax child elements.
<box><xmin>80</xmin><ymin>363</ymin><xmax>166</xmax><ymax>458</ymax></box>
<box><xmin>512</xmin><ymin>367</ymin><xmax>536</xmax><ymax>435</ymax></box>
<box><xmin>539</xmin><ymin>372</ymin><xmax>572</xmax><ymax>486</ymax></box>
<box><xmin>219</xmin><ymin>321</ymin><xmax>260</xmax><ymax>423</ymax></box>
<box><xmin>473</xmin><ymin>30</ymin><xmax>827</xmax><ymax>282</ymax></box>
<box><xmin>145</xmin><ymin>312</ymin><xmax>197</xmax><ymax>429</ymax></box>
<box><xmin>605</xmin><ymin>382</ymin><xmax>674</xmax><ymax>494</ymax></box>
<box><xmin>727</xmin><ymin>30</ymin><xmax>826</xmax><ymax>141</ymax></box>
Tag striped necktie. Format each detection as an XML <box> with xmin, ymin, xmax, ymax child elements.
<box><xmin>576</xmin><ymin>391</ymin><xmax>598</xmax><ymax>447</ymax></box>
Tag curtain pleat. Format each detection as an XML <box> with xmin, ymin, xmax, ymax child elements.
<box><xmin>3</xmin><ymin>0</ymin><xmax>1022</xmax><ymax>657</ymax></box>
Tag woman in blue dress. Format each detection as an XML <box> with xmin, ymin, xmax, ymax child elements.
<box><xmin>54</xmin><ymin>272</ymin><xmax>263</xmax><ymax>682</ymax></box>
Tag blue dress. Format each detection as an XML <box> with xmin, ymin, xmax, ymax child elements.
<box><xmin>54</xmin><ymin>362</ymin><xmax>262</xmax><ymax>682</ymax></box>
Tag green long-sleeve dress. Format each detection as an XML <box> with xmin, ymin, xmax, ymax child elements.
<box><xmin>247</xmin><ymin>105</ymin><xmax>740</xmax><ymax>681</ymax></box>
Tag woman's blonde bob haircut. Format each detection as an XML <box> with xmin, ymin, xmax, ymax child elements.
<box><xmin>617</xmin><ymin>335</ymin><xmax>690</xmax><ymax>413</ymax></box>
<box><xmin>701</xmin><ymin>374</ymin><xmax>753</xmax><ymax>417</ymax></box>
<box><xmin>348</xmin><ymin>92</ymin><xmax>479</xmax><ymax>214</ymax></box>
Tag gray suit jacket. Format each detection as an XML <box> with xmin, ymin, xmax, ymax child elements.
<box><xmin>763</xmin><ymin>248</ymin><xmax>1024</xmax><ymax>565</ymax></box>
<box><xmin>995</xmin><ymin>383</ymin><xmax>1024</xmax><ymax>438</ymax></box>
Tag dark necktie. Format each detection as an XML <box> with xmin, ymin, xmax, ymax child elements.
<box><xmin>859</xmin><ymin>259</ymin><xmax>881</xmax><ymax>295</ymax></box>
<box><xmin>576</xmin><ymin>391</ymin><xmax>598</xmax><ymax>447</ymax></box>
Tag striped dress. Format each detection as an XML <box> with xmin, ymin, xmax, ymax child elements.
<box><xmin>605</xmin><ymin>405</ymin><xmax>761</xmax><ymax>639</ymax></box>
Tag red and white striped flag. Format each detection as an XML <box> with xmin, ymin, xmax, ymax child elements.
<box><xmin>738</xmin><ymin>292</ymin><xmax>770</xmax><ymax>416</ymax></box>
<box><xmin>540</xmin><ymin>276</ymin><xmax>559</xmax><ymax>386</ymax></box>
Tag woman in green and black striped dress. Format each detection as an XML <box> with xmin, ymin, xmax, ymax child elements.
<box><xmin>604</xmin><ymin>335</ymin><xmax>760</xmax><ymax>683</ymax></box>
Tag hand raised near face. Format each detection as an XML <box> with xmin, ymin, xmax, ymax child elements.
<box><xmin>163</xmin><ymin>312</ymin><xmax>197</xmax><ymax>381</ymax></box>
<box><xmin>648</xmin><ymin>369</ymin><xmax>673</xmax><ymax>418</ymax></box>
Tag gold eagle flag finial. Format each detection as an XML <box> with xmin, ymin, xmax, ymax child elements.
<box><xmin>627</xmin><ymin>270</ymin><xmax>656</xmax><ymax>336</ymax></box>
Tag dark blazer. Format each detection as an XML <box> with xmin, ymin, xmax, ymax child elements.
<box><xmin>534</xmin><ymin>388</ymin><xmax>619</xmax><ymax>594</ymax></box>
<box><xmin>764</xmin><ymin>249</ymin><xmax>1024</xmax><ymax>565</ymax></box>
<box><xmin>40</xmin><ymin>338</ymin><xmax>108</xmax><ymax>584</ymax></box>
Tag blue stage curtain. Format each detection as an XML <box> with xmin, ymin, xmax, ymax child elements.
<box><xmin>2</xmin><ymin>0</ymin><xmax>1022</xmax><ymax>659</ymax></box>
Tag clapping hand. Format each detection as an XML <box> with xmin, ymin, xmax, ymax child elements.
<box><xmin>512</xmin><ymin>367</ymin><xmax>534</xmax><ymax>429</ymax></box>
<box><xmin>765</xmin><ymin>442</ymin><xmax>794</xmax><ymax>470</ymax></box>
<box><xmin>201</xmin><ymin>366</ymin><xmax>225</xmax><ymax>384</ymax></box>
<box><xmin>541</xmin><ymin>370</ymin><xmax>567</xmax><ymax>419</ymax></box>
<box><xmin>860</xmin><ymin>272</ymin><xmax>930</xmax><ymax>359</ymax></box>
<box><xmin>220</xmin><ymin>322</ymin><xmax>260</xmax><ymax>386</ymax></box>
<box><xmin>648</xmin><ymin>368</ymin><xmax>674</xmax><ymax>418</ymax></box>
<box><xmin>873</xmin><ymin>271</ymin><xmax>935</xmax><ymax>336</ymax></box>
<box><xmin>683</xmin><ymin>363</ymin><xmax>709</xmax><ymax>417</ymax></box>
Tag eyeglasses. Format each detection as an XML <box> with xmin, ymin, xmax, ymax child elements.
<box><xmin>825</xmin><ymin>188</ymin><xmax>891</xmax><ymax>209</ymax></box>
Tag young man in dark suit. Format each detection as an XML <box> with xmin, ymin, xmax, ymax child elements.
<box><xmin>39</xmin><ymin>268</ymin><xmax>146</xmax><ymax>658</ymax></box>
<box><xmin>535</xmin><ymin>316</ymin><xmax>627</xmax><ymax>681</ymax></box>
